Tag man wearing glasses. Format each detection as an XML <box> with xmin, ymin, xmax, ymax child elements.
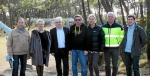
<box><xmin>69</xmin><ymin>14</ymin><xmax>90</xmax><ymax>76</ymax></box>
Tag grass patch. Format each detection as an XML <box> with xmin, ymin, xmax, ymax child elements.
<box><xmin>139</xmin><ymin>59</ymin><xmax>148</xmax><ymax>68</ymax></box>
<box><xmin>118</xmin><ymin>67</ymin><xmax>126</xmax><ymax>74</ymax></box>
<box><xmin>0</xmin><ymin>74</ymin><xmax>6</xmax><ymax>76</ymax></box>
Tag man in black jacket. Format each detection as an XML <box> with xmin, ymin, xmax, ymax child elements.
<box><xmin>69</xmin><ymin>14</ymin><xmax>90</xmax><ymax>76</ymax></box>
<box><xmin>50</xmin><ymin>17</ymin><xmax>69</xmax><ymax>76</ymax></box>
<box><xmin>120</xmin><ymin>15</ymin><xmax>147</xmax><ymax>76</ymax></box>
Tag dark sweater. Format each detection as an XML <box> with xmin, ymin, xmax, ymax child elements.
<box><xmin>38</xmin><ymin>32</ymin><xmax>48</xmax><ymax>51</ymax></box>
<box><xmin>70</xmin><ymin>23</ymin><xmax>90</xmax><ymax>51</ymax></box>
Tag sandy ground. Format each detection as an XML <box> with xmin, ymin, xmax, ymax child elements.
<box><xmin>0</xmin><ymin>55</ymin><xmax>126</xmax><ymax>76</ymax></box>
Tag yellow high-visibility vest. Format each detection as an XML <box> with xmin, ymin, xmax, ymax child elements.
<box><xmin>102</xmin><ymin>27</ymin><xmax>124</xmax><ymax>47</ymax></box>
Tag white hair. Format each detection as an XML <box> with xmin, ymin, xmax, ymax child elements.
<box><xmin>54</xmin><ymin>17</ymin><xmax>62</xmax><ymax>22</ymax></box>
<box><xmin>36</xmin><ymin>19</ymin><xmax>45</xmax><ymax>25</ymax></box>
<box><xmin>107</xmin><ymin>12</ymin><xmax>116</xmax><ymax>18</ymax></box>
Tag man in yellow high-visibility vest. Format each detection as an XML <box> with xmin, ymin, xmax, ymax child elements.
<box><xmin>102</xmin><ymin>12</ymin><xmax>123</xmax><ymax>76</ymax></box>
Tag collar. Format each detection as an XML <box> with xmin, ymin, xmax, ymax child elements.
<box><xmin>56</xmin><ymin>26</ymin><xmax>63</xmax><ymax>30</ymax></box>
<box><xmin>89</xmin><ymin>23</ymin><xmax>97</xmax><ymax>28</ymax></box>
<box><xmin>127</xmin><ymin>23</ymin><xmax>136</xmax><ymax>28</ymax></box>
<box><xmin>107</xmin><ymin>21</ymin><xmax>116</xmax><ymax>27</ymax></box>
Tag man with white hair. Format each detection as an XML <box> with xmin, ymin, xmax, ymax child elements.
<box><xmin>102</xmin><ymin>12</ymin><xmax>123</xmax><ymax>76</ymax></box>
<box><xmin>50</xmin><ymin>17</ymin><xmax>69</xmax><ymax>76</ymax></box>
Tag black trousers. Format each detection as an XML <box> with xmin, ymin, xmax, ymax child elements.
<box><xmin>55</xmin><ymin>48</ymin><xmax>69</xmax><ymax>76</ymax></box>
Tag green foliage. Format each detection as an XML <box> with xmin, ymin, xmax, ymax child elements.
<box><xmin>62</xmin><ymin>18</ymin><xmax>67</xmax><ymax>26</ymax></box>
<box><xmin>137</xmin><ymin>17</ymin><xmax>146</xmax><ymax>29</ymax></box>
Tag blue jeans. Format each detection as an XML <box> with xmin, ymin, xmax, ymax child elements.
<box><xmin>12</xmin><ymin>54</ymin><xmax>27</xmax><ymax>76</ymax></box>
<box><xmin>72</xmin><ymin>50</ymin><xmax>87</xmax><ymax>76</ymax></box>
<box><xmin>124</xmin><ymin>52</ymin><xmax>140</xmax><ymax>76</ymax></box>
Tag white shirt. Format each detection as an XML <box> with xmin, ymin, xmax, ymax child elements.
<box><xmin>56</xmin><ymin>27</ymin><xmax>65</xmax><ymax>48</ymax></box>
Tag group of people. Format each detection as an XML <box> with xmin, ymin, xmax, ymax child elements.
<box><xmin>6</xmin><ymin>12</ymin><xmax>147</xmax><ymax>76</ymax></box>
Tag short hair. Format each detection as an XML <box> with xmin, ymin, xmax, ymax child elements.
<box><xmin>87</xmin><ymin>14</ymin><xmax>96</xmax><ymax>20</ymax></box>
<box><xmin>18</xmin><ymin>17</ymin><xmax>25</xmax><ymax>22</ymax></box>
<box><xmin>127</xmin><ymin>15</ymin><xmax>136</xmax><ymax>20</ymax></box>
<box><xmin>74</xmin><ymin>14</ymin><xmax>83</xmax><ymax>20</ymax></box>
<box><xmin>54</xmin><ymin>17</ymin><xmax>62</xmax><ymax>22</ymax></box>
<box><xmin>36</xmin><ymin>19</ymin><xmax>45</xmax><ymax>25</ymax></box>
<box><xmin>107</xmin><ymin>12</ymin><xmax>116</xmax><ymax>18</ymax></box>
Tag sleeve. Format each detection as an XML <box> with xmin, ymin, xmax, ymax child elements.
<box><xmin>69</xmin><ymin>27</ymin><xmax>72</xmax><ymax>51</ymax></box>
<box><xmin>66</xmin><ymin>28</ymin><xmax>71</xmax><ymax>51</ymax></box>
<box><xmin>50</xmin><ymin>30</ymin><xmax>54</xmax><ymax>53</ymax></box>
<box><xmin>6</xmin><ymin>31</ymin><xmax>13</xmax><ymax>55</ymax></box>
<box><xmin>99</xmin><ymin>27</ymin><xmax>105</xmax><ymax>52</ymax></box>
<box><xmin>85</xmin><ymin>27</ymin><xmax>90</xmax><ymax>51</ymax></box>
<box><xmin>29</xmin><ymin>32</ymin><xmax>35</xmax><ymax>56</ymax></box>
<box><xmin>139</xmin><ymin>28</ymin><xmax>147</xmax><ymax>47</ymax></box>
<box><xmin>28</xmin><ymin>32</ymin><xmax>30</xmax><ymax>55</ymax></box>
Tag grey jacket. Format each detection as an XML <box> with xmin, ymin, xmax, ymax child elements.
<box><xmin>119</xmin><ymin>24</ymin><xmax>147</xmax><ymax>56</ymax></box>
<box><xmin>29</xmin><ymin>30</ymin><xmax>51</xmax><ymax>67</ymax></box>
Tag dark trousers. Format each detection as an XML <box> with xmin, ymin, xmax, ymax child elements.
<box><xmin>124</xmin><ymin>52</ymin><xmax>140</xmax><ymax>76</ymax></box>
<box><xmin>36</xmin><ymin>65</ymin><xmax>44</xmax><ymax>76</ymax></box>
<box><xmin>55</xmin><ymin>48</ymin><xmax>69</xmax><ymax>76</ymax></box>
<box><xmin>88</xmin><ymin>53</ymin><xmax>100</xmax><ymax>76</ymax></box>
<box><xmin>104</xmin><ymin>48</ymin><xmax>119</xmax><ymax>76</ymax></box>
<box><xmin>12</xmin><ymin>54</ymin><xmax>27</xmax><ymax>76</ymax></box>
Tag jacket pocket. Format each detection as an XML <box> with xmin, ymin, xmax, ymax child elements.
<box><xmin>24</xmin><ymin>33</ymin><xmax>29</xmax><ymax>41</ymax></box>
<box><xmin>12</xmin><ymin>34</ymin><xmax>20</xmax><ymax>42</ymax></box>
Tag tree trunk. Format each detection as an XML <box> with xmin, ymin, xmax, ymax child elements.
<box><xmin>81</xmin><ymin>0</ymin><xmax>87</xmax><ymax>25</ymax></box>
<box><xmin>146</xmin><ymin>0</ymin><xmax>150</xmax><ymax>61</ymax></box>
<box><xmin>140</xmin><ymin>2</ymin><xmax>144</xmax><ymax>18</ymax></box>
<box><xmin>101</xmin><ymin>0</ymin><xmax>112</xmax><ymax>13</ymax></box>
<box><xmin>98</xmin><ymin>0</ymin><xmax>104</xmax><ymax>25</ymax></box>
<box><xmin>121</xmin><ymin>0</ymin><xmax>129</xmax><ymax>16</ymax></box>
<box><xmin>87</xmin><ymin>0</ymin><xmax>91</xmax><ymax>14</ymax></box>
<box><xmin>119</xmin><ymin>0</ymin><xmax>126</xmax><ymax>26</ymax></box>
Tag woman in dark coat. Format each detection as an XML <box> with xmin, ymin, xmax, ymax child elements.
<box><xmin>87</xmin><ymin>14</ymin><xmax>105</xmax><ymax>76</ymax></box>
<box><xmin>30</xmin><ymin>19</ymin><xmax>51</xmax><ymax>76</ymax></box>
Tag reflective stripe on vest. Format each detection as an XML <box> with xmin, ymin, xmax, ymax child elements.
<box><xmin>119</xmin><ymin>30</ymin><xmax>124</xmax><ymax>42</ymax></box>
<box><xmin>102</xmin><ymin>27</ymin><xmax>122</xmax><ymax>47</ymax></box>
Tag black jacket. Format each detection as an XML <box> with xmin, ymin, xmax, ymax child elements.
<box><xmin>119</xmin><ymin>23</ymin><xmax>147</xmax><ymax>56</ymax></box>
<box><xmin>70</xmin><ymin>23</ymin><xmax>90</xmax><ymax>51</ymax></box>
<box><xmin>88</xmin><ymin>24</ymin><xmax>105</xmax><ymax>52</ymax></box>
<box><xmin>50</xmin><ymin>27</ymin><xmax>70</xmax><ymax>56</ymax></box>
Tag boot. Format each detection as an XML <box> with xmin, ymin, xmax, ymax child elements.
<box><xmin>36</xmin><ymin>66</ymin><xmax>41</xmax><ymax>76</ymax></box>
<box><xmin>40</xmin><ymin>66</ymin><xmax>44</xmax><ymax>76</ymax></box>
<box><xmin>112</xmin><ymin>67</ymin><xmax>118</xmax><ymax>76</ymax></box>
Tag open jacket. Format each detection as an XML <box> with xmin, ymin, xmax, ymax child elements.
<box><xmin>30</xmin><ymin>30</ymin><xmax>51</xmax><ymax>67</ymax></box>
<box><xmin>119</xmin><ymin>24</ymin><xmax>147</xmax><ymax>56</ymax></box>
<box><xmin>50</xmin><ymin>27</ymin><xmax>70</xmax><ymax>56</ymax></box>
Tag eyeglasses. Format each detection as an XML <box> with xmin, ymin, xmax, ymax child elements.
<box><xmin>75</xmin><ymin>19</ymin><xmax>81</xmax><ymax>21</ymax></box>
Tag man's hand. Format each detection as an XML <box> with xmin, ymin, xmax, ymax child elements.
<box><xmin>9</xmin><ymin>53</ymin><xmax>13</xmax><ymax>57</ymax></box>
<box><xmin>51</xmin><ymin>53</ymin><xmax>55</xmax><ymax>56</ymax></box>
<box><xmin>27</xmin><ymin>56</ymin><xmax>30</xmax><ymax>60</ymax></box>
<box><xmin>84</xmin><ymin>51</ymin><xmax>88</xmax><ymax>55</ymax></box>
<box><xmin>99</xmin><ymin>52</ymin><xmax>103</xmax><ymax>55</ymax></box>
<box><xmin>69</xmin><ymin>51</ymin><xmax>72</xmax><ymax>55</ymax></box>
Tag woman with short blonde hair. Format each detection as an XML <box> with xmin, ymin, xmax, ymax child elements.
<box><xmin>87</xmin><ymin>14</ymin><xmax>105</xmax><ymax>76</ymax></box>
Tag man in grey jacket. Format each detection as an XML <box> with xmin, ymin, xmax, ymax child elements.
<box><xmin>120</xmin><ymin>15</ymin><xmax>147</xmax><ymax>76</ymax></box>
